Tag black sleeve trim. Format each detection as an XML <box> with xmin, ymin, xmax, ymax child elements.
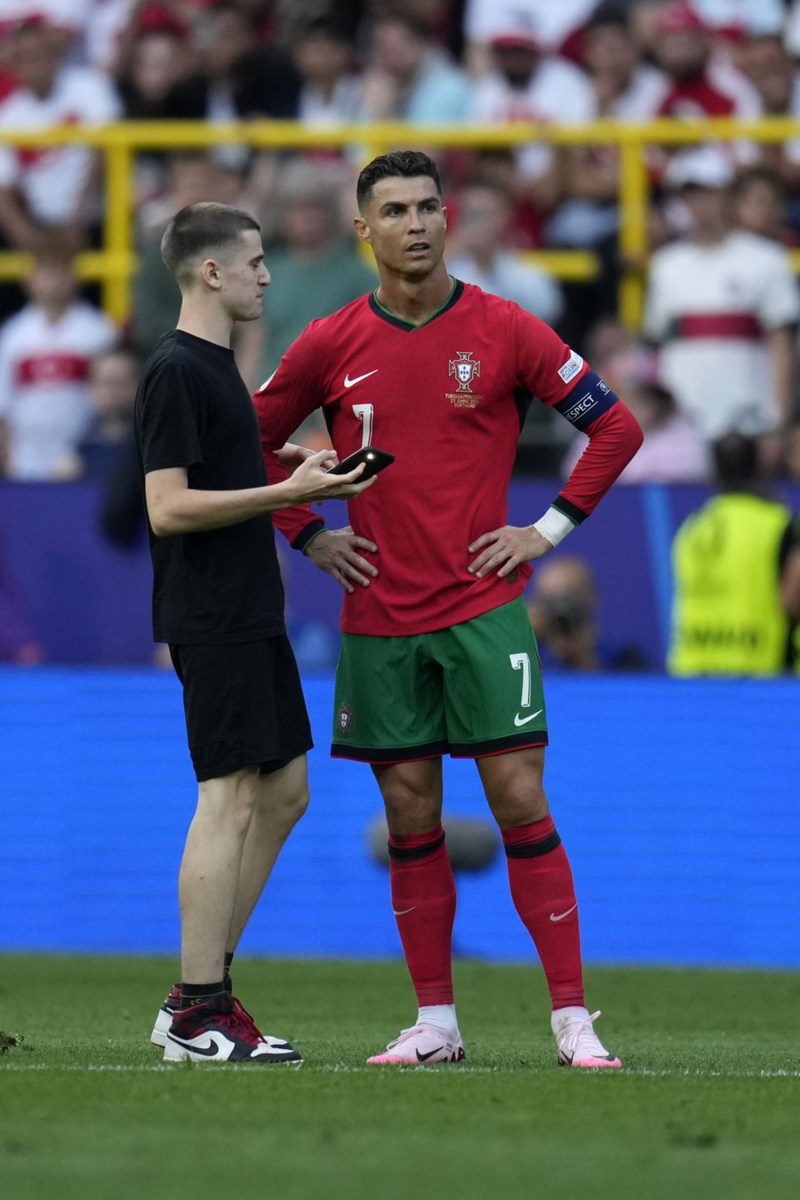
<box><xmin>552</xmin><ymin>496</ymin><xmax>588</xmax><ymax>526</ymax></box>
<box><xmin>291</xmin><ymin>519</ymin><xmax>326</xmax><ymax>552</ymax></box>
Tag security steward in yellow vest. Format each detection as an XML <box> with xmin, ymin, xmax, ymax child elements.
<box><xmin>669</xmin><ymin>433</ymin><xmax>800</xmax><ymax>676</ymax></box>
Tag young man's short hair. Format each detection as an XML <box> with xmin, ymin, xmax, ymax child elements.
<box><xmin>356</xmin><ymin>151</ymin><xmax>441</xmax><ymax>210</ymax></box>
<box><xmin>160</xmin><ymin>202</ymin><xmax>261</xmax><ymax>285</ymax></box>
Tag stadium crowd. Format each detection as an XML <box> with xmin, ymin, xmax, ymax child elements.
<box><xmin>1</xmin><ymin>0</ymin><xmax>800</xmax><ymax>668</ymax></box>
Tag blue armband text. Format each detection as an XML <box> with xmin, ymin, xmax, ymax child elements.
<box><xmin>553</xmin><ymin>371</ymin><xmax>618</xmax><ymax>433</ymax></box>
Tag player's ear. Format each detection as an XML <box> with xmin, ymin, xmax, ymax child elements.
<box><xmin>353</xmin><ymin>216</ymin><xmax>371</xmax><ymax>245</ymax></box>
<box><xmin>199</xmin><ymin>257</ymin><xmax>222</xmax><ymax>290</ymax></box>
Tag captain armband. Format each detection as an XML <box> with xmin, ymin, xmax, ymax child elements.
<box><xmin>532</xmin><ymin>507</ymin><xmax>576</xmax><ymax>549</ymax></box>
<box><xmin>552</xmin><ymin>370</ymin><xmax>617</xmax><ymax>433</ymax></box>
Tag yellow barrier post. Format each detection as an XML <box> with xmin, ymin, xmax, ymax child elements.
<box><xmin>618</xmin><ymin>134</ymin><xmax>650</xmax><ymax>331</ymax></box>
<box><xmin>103</xmin><ymin>140</ymin><xmax>134</xmax><ymax>324</ymax></box>
<box><xmin>2</xmin><ymin>119</ymin><xmax>800</xmax><ymax>328</ymax></box>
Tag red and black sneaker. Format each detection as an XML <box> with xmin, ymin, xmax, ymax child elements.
<box><xmin>151</xmin><ymin>982</ymin><xmax>181</xmax><ymax>1049</ymax></box>
<box><xmin>163</xmin><ymin>992</ymin><xmax>302</xmax><ymax>1064</ymax></box>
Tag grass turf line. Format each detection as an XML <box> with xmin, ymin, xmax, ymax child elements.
<box><xmin>1</xmin><ymin>955</ymin><xmax>799</xmax><ymax>1200</ymax></box>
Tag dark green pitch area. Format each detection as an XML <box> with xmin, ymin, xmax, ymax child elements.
<box><xmin>1</xmin><ymin>956</ymin><xmax>798</xmax><ymax>1200</ymax></box>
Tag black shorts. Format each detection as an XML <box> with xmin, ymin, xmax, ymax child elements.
<box><xmin>169</xmin><ymin>636</ymin><xmax>313</xmax><ymax>782</ymax></box>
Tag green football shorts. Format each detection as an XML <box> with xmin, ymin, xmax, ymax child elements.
<box><xmin>331</xmin><ymin>597</ymin><xmax>548</xmax><ymax>763</ymax></box>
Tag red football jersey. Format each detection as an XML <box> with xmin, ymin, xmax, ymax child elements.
<box><xmin>256</xmin><ymin>281</ymin><xmax>616</xmax><ymax>637</ymax></box>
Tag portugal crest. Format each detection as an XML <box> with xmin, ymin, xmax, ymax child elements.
<box><xmin>337</xmin><ymin>702</ymin><xmax>353</xmax><ymax>737</ymax></box>
<box><xmin>449</xmin><ymin>351</ymin><xmax>481</xmax><ymax>392</ymax></box>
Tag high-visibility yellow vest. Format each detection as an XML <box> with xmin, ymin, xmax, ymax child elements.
<box><xmin>669</xmin><ymin>493</ymin><xmax>793</xmax><ymax>676</ymax></box>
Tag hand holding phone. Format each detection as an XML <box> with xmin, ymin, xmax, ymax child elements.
<box><xmin>328</xmin><ymin>446</ymin><xmax>395</xmax><ymax>480</ymax></box>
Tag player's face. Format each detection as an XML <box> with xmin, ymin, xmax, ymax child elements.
<box><xmin>355</xmin><ymin>176</ymin><xmax>447</xmax><ymax>280</ymax></box>
<box><xmin>216</xmin><ymin>229</ymin><xmax>270</xmax><ymax>321</ymax></box>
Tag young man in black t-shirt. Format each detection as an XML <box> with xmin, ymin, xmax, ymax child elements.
<box><xmin>135</xmin><ymin>202</ymin><xmax>371</xmax><ymax>1064</ymax></box>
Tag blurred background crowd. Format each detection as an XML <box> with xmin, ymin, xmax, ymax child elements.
<box><xmin>1</xmin><ymin>0</ymin><xmax>800</xmax><ymax>672</ymax></box>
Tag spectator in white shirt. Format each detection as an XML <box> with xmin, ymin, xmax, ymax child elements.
<box><xmin>0</xmin><ymin>243</ymin><xmax>118</xmax><ymax>480</ymax></box>
<box><xmin>448</xmin><ymin>182</ymin><xmax>564</xmax><ymax>325</ymax></box>
<box><xmin>292</xmin><ymin>17</ymin><xmax>362</xmax><ymax>127</ymax></box>
<box><xmin>358</xmin><ymin>10</ymin><xmax>470</xmax><ymax>123</ymax></box>
<box><xmin>550</xmin><ymin>6</ymin><xmax>669</xmax><ymax>249</ymax></box>
<box><xmin>464</xmin><ymin>0</ymin><xmax>600</xmax><ymax>59</ymax></box>
<box><xmin>0</xmin><ymin>17</ymin><xmax>121</xmax><ymax>254</ymax></box>
<box><xmin>468</xmin><ymin>18</ymin><xmax>596</xmax><ymax>224</ymax></box>
<box><xmin>644</xmin><ymin>147</ymin><xmax>800</xmax><ymax>459</ymax></box>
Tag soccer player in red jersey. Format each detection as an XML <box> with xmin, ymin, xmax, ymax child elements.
<box><xmin>254</xmin><ymin>151</ymin><xmax>643</xmax><ymax>1068</ymax></box>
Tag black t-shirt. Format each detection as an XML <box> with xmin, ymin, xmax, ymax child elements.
<box><xmin>134</xmin><ymin>330</ymin><xmax>285</xmax><ymax>644</ymax></box>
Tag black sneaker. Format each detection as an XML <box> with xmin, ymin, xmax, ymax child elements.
<box><xmin>163</xmin><ymin>992</ymin><xmax>302</xmax><ymax>1064</ymax></box>
<box><xmin>151</xmin><ymin>975</ymin><xmax>233</xmax><ymax>1048</ymax></box>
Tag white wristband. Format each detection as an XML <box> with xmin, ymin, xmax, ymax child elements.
<box><xmin>532</xmin><ymin>506</ymin><xmax>575</xmax><ymax>548</ymax></box>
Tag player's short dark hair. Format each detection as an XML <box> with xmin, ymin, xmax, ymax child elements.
<box><xmin>712</xmin><ymin>432</ymin><xmax>759</xmax><ymax>491</ymax></box>
<box><xmin>356</xmin><ymin>151</ymin><xmax>442</xmax><ymax>210</ymax></box>
<box><xmin>160</xmin><ymin>202</ymin><xmax>261</xmax><ymax>285</ymax></box>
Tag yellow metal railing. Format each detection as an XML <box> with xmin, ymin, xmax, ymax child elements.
<box><xmin>3</xmin><ymin>117</ymin><xmax>800</xmax><ymax>328</ymax></box>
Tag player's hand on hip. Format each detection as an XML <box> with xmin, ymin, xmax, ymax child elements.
<box><xmin>286</xmin><ymin>449</ymin><xmax>375</xmax><ymax>502</ymax></box>
<box><xmin>468</xmin><ymin>525</ymin><xmax>554</xmax><ymax>579</ymax></box>
<box><xmin>274</xmin><ymin>441</ymin><xmax>317</xmax><ymax>470</ymax></box>
<box><xmin>306</xmin><ymin>526</ymin><xmax>379</xmax><ymax>594</ymax></box>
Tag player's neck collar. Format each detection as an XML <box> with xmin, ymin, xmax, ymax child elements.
<box><xmin>369</xmin><ymin>277</ymin><xmax>463</xmax><ymax>331</ymax></box>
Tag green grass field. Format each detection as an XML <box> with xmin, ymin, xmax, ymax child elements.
<box><xmin>1</xmin><ymin>955</ymin><xmax>798</xmax><ymax>1200</ymax></box>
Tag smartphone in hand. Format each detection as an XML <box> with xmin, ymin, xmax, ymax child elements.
<box><xmin>328</xmin><ymin>446</ymin><xmax>395</xmax><ymax>480</ymax></box>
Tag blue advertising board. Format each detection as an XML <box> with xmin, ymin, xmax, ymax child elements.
<box><xmin>2</xmin><ymin>668</ymin><xmax>798</xmax><ymax>968</ymax></box>
<box><xmin>2</xmin><ymin>479</ymin><xmax>798</xmax><ymax>669</ymax></box>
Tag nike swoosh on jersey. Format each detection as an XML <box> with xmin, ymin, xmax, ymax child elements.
<box><xmin>549</xmin><ymin>903</ymin><xmax>578</xmax><ymax>923</ymax></box>
<box><xmin>392</xmin><ymin>906</ymin><xmax>417</xmax><ymax>916</ymax></box>
<box><xmin>344</xmin><ymin>370</ymin><xmax>379</xmax><ymax>388</ymax></box>
<box><xmin>514</xmin><ymin>708</ymin><xmax>544</xmax><ymax>727</ymax></box>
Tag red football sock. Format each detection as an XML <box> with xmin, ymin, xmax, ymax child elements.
<box><xmin>388</xmin><ymin>824</ymin><xmax>457</xmax><ymax>1006</ymax></box>
<box><xmin>503</xmin><ymin>817</ymin><xmax>585</xmax><ymax>1010</ymax></box>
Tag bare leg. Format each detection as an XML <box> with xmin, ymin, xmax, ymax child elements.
<box><xmin>476</xmin><ymin>745</ymin><xmax>549</xmax><ymax>826</ymax></box>
<box><xmin>178</xmin><ymin>767</ymin><xmax>259</xmax><ymax>984</ymax></box>
<box><xmin>226</xmin><ymin>754</ymin><xmax>309</xmax><ymax>953</ymax></box>
<box><xmin>373</xmin><ymin>758</ymin><xmax>444</xmax><ymax>835</ymax></box>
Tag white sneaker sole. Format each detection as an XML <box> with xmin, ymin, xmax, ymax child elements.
<box><xmin>151</xmin><ymin>1006</ymin><xmax>173</xmax><ymax>1049</ymax></box>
